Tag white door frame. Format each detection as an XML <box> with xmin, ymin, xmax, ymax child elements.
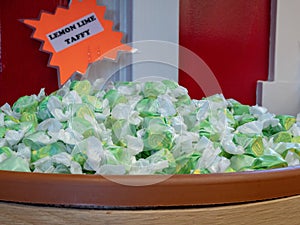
<box><xmin>258</xmin><ymin>0</ymin><xmax>300</xmax><ymax>115</ymax></box>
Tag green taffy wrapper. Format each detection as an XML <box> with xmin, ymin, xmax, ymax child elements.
<box><xmin>276</xmin><ymin>115</ymin><xmax>296</xmax><ymax>131</ymax></box>
<box><xmin>198</xmin><ymin>119</ymin><xmax>220</xmax><ymax>142</ymax></box>
<box><xmin>162</xmin><ymin>79</ymin><xmax>179</xmax><ymax>90</ymax></box>
<box><xmin>106</xmin><ymin>145</ymin><xmax>124</xmax><ymax>162</ymax></box>
<box><xmin>292</xmin><ymin>136</ymin><xmax>300</xmax><ymax>143</ymax></box>
<box><xmin>0</xmin><ymin>127</ymin><xmax>6</xmax><ymax>138</ymax></box>
<box><xmin>0</xmin><ymin>156</ymin><xmax>30</xmax><ymax>172</ymax></box>
<box><xmin>31</xmin><ymin>142</ymin><xmax>67</xmax><ymax>162</ymax></box>
<box><xmin>236</xmin><ymin>114</ymin><xmax>256</xmax><ymax>127</ymax></box>
<box><xmin>231</xmin><ymin>103</ymin><xmax>250</xmax><ymax>116</ymax></box>
<box><xmin>23</xmin><ymin>131</ymin><xmax>50</xmax><ymax>150</ymax></box>
<box><xmin>74</xmin><ymin>104</ymin><xmax>95</xmax><ymax>120</ymax></box>
<box><xmin>142</xmin><ymin>117</ymin><xmax>173</xmax><ymax>151</ymax></box>
<box><xmin>290</xmin><ymin>148</ymin><xmax>300</xmax><ymax>157</ymax></box>
<box><xmin>115</xmin><ymin>81</ymin><xmax>141</xmax><ymax>96</ymax></box>
<box><xmin>230</xmin><ymin>154</ymin><xmax>256</xmax><ymax>171</ymax></box>
<box><xmin>262</xmin><ymin>124</ymin><xmax>283</xmax><ymax>137</ymax></box>
<box><xmin>183</xmin><ymin>112</ymin><xmax>198</xmax><ymax>131</ymax></box>
<box><xmin>143</xmin><ymin>130</ymin><xmax>173</xmax><ymax>151</ymax></box>
<box><xmin>82</xmin><ymin>95</ymin><xmax>102</xmax><ymax>113</ymax></box>
<box><xmin>245</xmin><ymin>136</ymin><xmax>264</xmax><ymax>157</ymax></box>
<box><xmin>193</xmin><ymin>168</ymin><xmax>211</xmax><ymax>174</ymax></box>
<box><xmin>73</xmin><ymin>152</ymin><xmax>88</xmax><ymax>167</ymax></box>
<box><xmin>174</xmin><ymin>94</ymin><xmax>191</xmax><ymax>108</ymax></box>
<box><xmin>0</xmin><ymin>146</ymin><xmax>13</xmax><ymax>158</ymax></box>
<box><xmin>69</xmin><ymin>117</ymin><xmax>95</xmax><ymax>138</ymax></box>
<box><xmin>104</xmin><ymin>89</ymin><xmax>127</xmax><ymax>109</ymax></box>
<box><xmin>20</xmin><ymin>112</ymin><xmax>38</xmax><ymax>131</ymax></box>
<box><xmin>281</xmin><ymin>146</ymin><xmax>300</xmax><ymax>158</ymax></box>
<box><xmin>252</xmin><ymin>155</ymin><xmax>288</xmax><ymax>169</ymax></box>
<box><xmin>135</xmin><ymin>98</ymin><xmax>160</xmax><ymax>117</ymax></box>
<box><xmin>52</xmin><ymin>163</ymin><xmax>71</xmax><ymax>174</ymax></box>
<box><xmin>115</xmin><ymin>81</ymin><xmax>132</xmax><ymax>88</ymax></box>
<box><xmin>70</xmin><ymin>80</ymin><xmax>92</xmax><ymax>96</ymax></box>
<box><xmin>147</xmin><ymin>148</ymin><xmax>176</xmax><ymax>174</ymax></box>
<box><xmin>4</xmin><ymin>115</ymin><xmax>20</xmax><ymax>130</ymax></box>
<box><xmin>143</xmin><ymin>81</ymin><xmax>167</xmax><ymax>98</ymax></box>
<box><xmin>12</xmin><ymin>95</ymin><xmax>38</xmax><ymax>114</ymax></box>
<box><xmin>273</xmin><ymin>131</ymin><xmax>292</xmax><ymax>143</ymax></box>
<box><xmin>233</xmin><ymin>133</ymin><xmax>264</xmax><ymax>157</ymax></box>
<box><xmin>111</xmin><ymin>119</ymin><xmax>136</xmax><ymax>144</ymax></box>
<box><xmin>142</xmin><ymin>116</ymin><xmax>167</xmax><ymax>129</ymax></box>
<box><xmin>104</xmin><ymin>145</ymin><xmax>134</xmax><ymax>172</ymax></box>
<box><xmin>20</xmin><ymin>112</ymin><xmax>37</xmax><ymax>123</ymax></box>
<box><xmin>175</xmin><ymin>152</ymin><xmax>201</xmax><ymax>174</ymax></box>
<box><xmin>36</xmin><ymin>96</ymin><xmax>52</xmax><ymax>121</ymax></box>
<box><xmin>225</xmin><ymin>167</ymin><xmax>236</xmax><ymax>173</ymax></box>
<box><xmin>224</xmin><ymin>108</ymin><xmax>235</xmax><ymax>126</ymax></box>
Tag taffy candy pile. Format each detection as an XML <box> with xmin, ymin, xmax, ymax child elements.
<box><xmin>0</xmin><ymin>79</ymin><xmax>299</xmax><ymax>174</ymax></box>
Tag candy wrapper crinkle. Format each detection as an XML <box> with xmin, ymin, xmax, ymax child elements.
<box><xmin>0</xmin><ymin>79</ymin><xmax>300</xmax><ymax>174</ymax></box>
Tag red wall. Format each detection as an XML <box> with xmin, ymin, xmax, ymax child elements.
<box><xmin>179</xmin><ymin>0</ymin><xmax>271</xmax><ymax>105</ymax></box>
<box><xmin>0</xmin><ymin>0</ymin><xmax>68</xmax><ymax>106</ymax></box>
<box><xmin>1</xmin><ymin>1</ymin><xmax>271</xmax><ymax>106</ymax></box>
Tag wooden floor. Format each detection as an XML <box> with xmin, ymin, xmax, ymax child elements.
<box><xmin>1</xmin><ymin>195</ymin><xmax>300</xmax><ymax>225</ymax></box>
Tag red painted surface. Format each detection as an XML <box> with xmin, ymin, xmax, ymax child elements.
<box><xmin>1</xmin><ymin>1</ymin><xmax>271</xmax><ymax>106</ymax></box>
<box><xmin>0</xmin><ymin>0</ymin><xmax>68</xmax><ymax>106</ymax></box>
<box><xmin>179</xmin><ymin>0</ymin><xmax>271</xmax><ymax>105</ymax></box>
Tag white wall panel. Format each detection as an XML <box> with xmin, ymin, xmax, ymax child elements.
<box><xmin>258</xmin><ymin>0</ymin><xmax>300</xmax><ymax>115</ymax></box>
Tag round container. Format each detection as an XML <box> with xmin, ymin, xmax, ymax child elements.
<box><xmin>1</xmin><ymin>166</ymin><xmax>300</xmax><ymax>208</ymax></box>
<box><xmin>1</xmin><ymin>167</ymin><xmax>300</xmax><ymax>224</ymax></box>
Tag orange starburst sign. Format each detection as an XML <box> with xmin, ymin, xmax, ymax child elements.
<box><xmin>23</xmin><ymin>0</ymin><xmax>132</xmax><ymax>85</ymax></box>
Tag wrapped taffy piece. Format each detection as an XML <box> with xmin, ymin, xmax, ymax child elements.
<box><xmin>0</xmin><ymin>79</ymin><xmax>300</xmax><ymax>175</ymax></box>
